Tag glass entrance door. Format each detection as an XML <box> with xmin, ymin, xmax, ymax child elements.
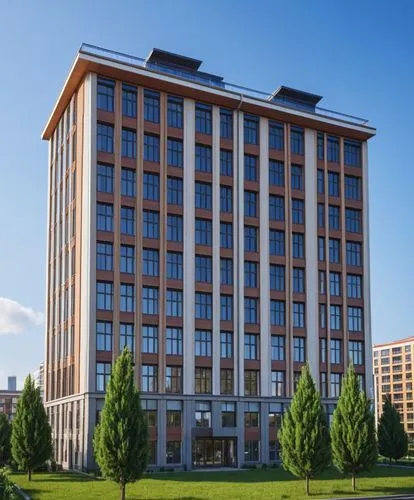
<box><xmin>193</xmin><ymin>438</ymin><xmax>237</xmax><ymax>468</ymax></box>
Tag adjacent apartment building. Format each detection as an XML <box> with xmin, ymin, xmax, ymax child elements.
<box><xmin>42</xmin><ymin>44</ymin><xmax>376</xmax><ymax>471</ymax></box>
<box><xmin>373</xmin><ymin>337</ymin><xmax>414</xmax><ymax>446</ymax></box>
<box><xmin>0</xmin><ymin>377</ymin><xmax>20</xmax><ymax>421</ymax></box>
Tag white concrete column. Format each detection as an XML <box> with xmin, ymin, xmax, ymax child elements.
<box><xmin>362</xmin><ymin>141</ymin><xmax>373</xmax><ymax>400</ymax></box>
<box><xmin>259</xmin><ymin>117</ymin><xmax>271</xmax><ymax>397</ymax></box>
<box><xmin>212</xmin><ymin>106</ymin><xmax>221</xmax><ymax>395</ymax></box>
<box><xmin>80</xmin><ymin>72</ymin><xmax>97</xmax><ymax>394</ymax></box>
<box><xmin>236</xmin><ymin>110</ymin><xmax>245</xmax><ymax>397</ymax></box>
<box><xmin>183</xmin><ymin>99</ymin><xmax>195</xmax><ymax>395</ymax></box>
<box><xmin>304</xmin><ymin>129</ymin><xmax>319</xmax><ymax>382</ymax></box>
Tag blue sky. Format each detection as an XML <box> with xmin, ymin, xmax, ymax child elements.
<box><xmin>0</xmin><ymin>0</ymin><xmax>413</xmax><ymax>389</ymax></box>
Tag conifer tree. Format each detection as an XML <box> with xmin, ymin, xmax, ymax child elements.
<box><xmin>93</xmin><ymin>347</ymin><xmax>148</xmax><ymax>500</ymax></box>
<box><xmin>378</xmin><ymin>394</ymin><xmax>408</xmax><ymax>463</ymax></box>
<box><xmin>279</xmin><ymin>364</ymin><xmax>330</xmax><ymax>495</ymax></box>
<box><xmin>11</xmin><ymin>375</ymin><xmax>52</xmax><ymax>480</ymax></box>
<box><xmin>0</xmin><ymin>413</ymin><xmax>11</xmax><ymax>465</ymax></box>
<box><xmin>331</xmin><ymin>364</ymin><xmax>377</xmax><ymax>491</ymax></box>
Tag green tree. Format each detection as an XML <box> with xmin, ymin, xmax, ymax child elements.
<box><xmin>0</xmin><ymin>414</ymin><xmax>11</xmax><ymax>465</ymax></box>
<box><xmin>331</xmin><ymin>364</ymin><xmax>377</xmax><ymax>491</ymax></box>
<box><xmin>279</xmin><ymin>364</ymin><xmax>330</xmax><ymax>495</ymax></box>
<box><xmin>93</xmin><ymin>347</ymin><xmax>148</xmax><ymax>500</ymax></box>
<box><xmin>378</xmin><ymin>394</ymin><xmax>408</xmax><ymax>463</ymax></box>
<box><xmin>11</xmin><ymin>375</ymin><xmax>52</xmax><ymax>480</ymax></box>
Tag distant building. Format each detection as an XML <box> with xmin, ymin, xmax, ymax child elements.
<box><xmin>373</xmin><ymin>336</ymin><xmax>414</xmax><ymax>447</ymax></box>
<box><xmin>33</xmin><ymin>362</ymin><xmax>45</xmax><ymax>402</ymax></box>
<box><xmin>42</xmin><ymin>44</ymin><xmax>375</xmax><ymax>471</ymax></box>
<box><xmin>1</xmin><ymin>377</ymin><xmax>21</xmax><ymax>421</ymax></box>
<box><xmin>7</xmin><ymin>376</ymin><xmax>16</xmax><ymax>391</ymax></box>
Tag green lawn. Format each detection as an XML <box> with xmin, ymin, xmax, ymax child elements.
<box><xmin>11</xmin><ymin>466</ymin><xmax>414</xmax><ymax>500</ymax></box>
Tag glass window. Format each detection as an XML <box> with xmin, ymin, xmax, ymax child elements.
<box><xmin>96</xmin><ymin>321</ymin><xmax>112</xmax><ymax>351</ymax></box>
<box><xmin>143</xmin><ymin>210</ymin><xmax>159</xmax><ymax>239</ymax></box>
<box><xmin>142</xmin><ymin>325</ymin><xmax>158</xmax><ymax>354</ymax></box>
<box><xmin>244</xmin><ymin>334</ymin><xmax>259</xmax><ymax>360</ymax></box>
<box><xmin>269</xmin><ymin>195</ymin><xmax>284</xmax><ymax>221</ymax></box>
<box><xmin>167</xmin><ymin>138</ymin><xmax>183</xmax><ymax>168</ymax></box>
<box><xmin>195</xmin><ymin>103</ymin><xmax>212</xmax><ymax>134</ymax></box>
<box><xmin>195</xmin><ymin>219</ymin><xmax>212</xmax><ymax>245</ymax></box>
<box><xmin>96</xmin><ymin>362</ymin><xmax>111</xmax><ymax>391</ymax></box>
<box><xmin>220</xmin><ymin>332</ymin><xmax>233</xmax><ymax>359</ymax></box>
<box><xmin>144</xmin><ymin>90</ymin><xmax>160</xmax><ymax>123</ymax></box>
<box><xmin>244</xmin><ymin>155</ymin><xmax>258</xmax><ymax>181</ymax></box>
<box><xmin>244</xmin><ymin>115</ymin><xmax>259</xmax><ymax>145</ymax></box>
<box><xmin>318</xmin><ymin>204</ymin><xmax>325</xmax><ymax>228</ymax></box>
<box><xmin>120</xmin><ymin>322</ymin><xmax>134</xmax><ymax>353</ymax></box>
<box><xmin>244</xmin><ymin>226</ymin><xmax>258</xmax><ymax>252</ymax></box>
<box><xmin>220</xmin><ymin>186</ymin><xmax>233</xmax><ymax>213</ymax></box>
<box><xmin>270</xmin><ymin>264</ymin><xmax>285</xmax><ymax>291</ymax></box>
<box><xmin>97</xmin><ymin>242</ymin><xmax>113</xmax><ymax>271</ymax></box>
<box><xmin>142</xmin><ymin>365</ymin><xmax>158</xmax><ymax>392</ymax></box>
<box><xmin>167</xmin><ymin>96</ymin><xmax>183</xmax><ymax>128</ymax></box>
<box><xmin>97</xmin><ymin>163</ymin><xmax>114</xmax><ymax>193</ymax></box>
<box><xmin>344</xmin><ymin>140</ymin><xmax>361</xmax><ymax>167</ymax></box>
<box><xmin>318</xmin><ymin>236</ymin><xmax>325</xmax><ymax>262</ymax></box>
<box><xmin>292</xmin><ymin>233</ymin><xmax>304</xmax><ymax>259</ymax></box>
<box><xmin>244</xmin><ymin>191</ymin><xmax>257</xmax><ymax>217</ymax></box>
<box><xmin>167</xmin><ymin>177</ymin><xmax>183</xmax><ymax>205</ymax></box>
<box><xmin>291</xmin><ymin>165</ymin><xmax>303</xmax><ymax>190</ymax></box>
<box><xmin>220</xmin><ymin>150</ymin><xmax>233</xmax><ymax>176</ymax></box>
<box><xmin>221</xmin><ymin>402</ymin><xmax>236</xmax><ymax>427</ymax></box>
<box><xmin>346</xmin><ymin>241</ymin><xmax>362</xmax><ymax>267</ymax></box>
<box><xmin>142</xmin><ymin>249</ymin><xmax>159</xmax><ymax>276</ymax></box>
<box><xmin>270</xmin><ymin>230</ymin><xmax>285</xmax><ymax>256</ymax></box>
<box><xmin>143</xmin><ymin>172</ymin><xmax>160</xmax><ymax>201</ymax></box>
<box><xmin>329</xmin><ymin>271</ymin><xmax>341</xmax><ymax>296</ymax></box>
<box><xmin>293</xmin><ymin>337</ymin><xmax>305</xmax><ymax>362</ymax></box>
<box><xmin>120</xmin><ymin>245</ymin><xmax>135</xmax><ymax>274</ymax></box>
<box><xmin>142</xmin><ymin>287</ymin><xmax>158</xmax><ymax>315</ymax></box>
<box><xmin>121</xmin><ymin>168</ymin><xmax>136</xmax><ymax>197</ymax></box>
<box><xmin>244</xmin><ymin>261</ymin><xmax>258</xmax><ymax>288</ymax></box>
<box><xmin>245</xmin><ymin>297</ymin><xmax>258</xmax><ymax>324</ymax></box>
<box><xmin>221</xmin><ymin>368</ymin><xmax>234</xmax><ymax>394</ymax></box>
<box><xmin>167</xmin><ymin>252</ymin><xmax>183</xmax><ymax>280</ymax></box>
<box><xmin>345</xmin><ymin>175</ymin><xmax>362</xmax><ymax>201</ymax></box>
<box><xmin>195</xmin><ymin>255</ymin><xmax>212</xmax><ymax>283</ymax></box>
<box><xmin>347</xmin><ymin>274</ymin><xmax>362</xmax><ymax>298</ymax></box>
<box><xmin>195</xmin><ymin>144</ymin><xmax>212</xmax><ymax>172</ymax></box>
<box><xmin>330</xmin><ymin>305</ymin><xmax>342</xmax><ymax>330</ymax></box>
<box><xmin>271</xmin><ymin>336</ymin><xmax>285</xmax><ymax>361</ymax></box>
<box><xmin>245</xmin><ymin>440</ymin><xmax>260</xmax><ymax>462</ymax></box>
<box><xmin>166</xmin><ymin>289</ymin><xmax>183</xmax><ymax>317</ymax></box>
<box><xmin>97</xmin><ymin>123</ymin><xmax>114</xmax><ymax>153</ymax></box>
<box><xmin>271</xmin><ymin>300</ymin><xmax>285</xmax><ymax>326</ymax></box>
<box><xmin>166</xmin><ymin>401</ymin><xmax>182</xmax><ymax>428</ymax></box>
<box><xmin>320</xmin><ymin>338</ymin><xmax>327</xmax><ymax>363</ymax></box>
<box><xmin>220</xmin><ymin>109</ymin><xmax>233</xmax><ymax>139</ymax></box>
<box><xmin>220</xmin><ymin>222</ymin><xmax>233</xmax><ymax>249</ymax></box>
<box><xmin>292</xmin><ymin>267</ymin><xmax>305</xmax><ymax>293</ymax></box>
<box><xmin>348</xmin><ymin>306</ymin><xmax>363</xmax><ymax>332</ymax></box>
<box><xmin>195</xmin><ymin>401</ymin><xmax>212</xmax><ymax>425</ymax></box>
<box><xmin>166</xmin><ymin>327</ymin><xmax>183</xmax><ymax>355</ymax></box>
<box><xmin>143</xmin><ymin>134</ymin><xmax>159</xmax><ymax>162</ymax></box>
<box><xmin>96</xmin><ymin>281</ymin><xmax>113</xmax><ymax>310</ymax></box>
<box><xmin>97</xmin><ymin>78</ymin><xmax>114</xmax><ymax>112</ymax></box>
<box><xmin>122</xmin><ymin>128</ymin><xmax>136</xmax><ymax>158</ymax></box>
<box><xmin>349</xmin><ymin>341</ymin><xmax>364</xmax><ymax>365</ymax></box>
<box><xmin>269</xmin><ymin>160</ymin><xmax>284</xmax><ymax>186</ymax></box>
<box><xmin>195</xmin><ymin>329</ymin><xmax>212</xmax><ymax>357</ymax></box>
<box><xmin>346</xmin><ymin>209</ymin><xmax>362</xmax><ymax>233</ymax></box>
<box><xmin>329</xmin><ymin>238</ymin><xmax>340</xmax><ymax>264</ymax></box>
<box><xmin>167</xmin><ymin>215</ymin><xmax>183</xmax><ymax>242</ymax></box>
<box><xmin>220</xmin><ymin>258</ymin><xmax>233</xmax><ymax>285</ymax></box>
<box><xmin>120</xmin><ymin>283</ymin><xmax>135</xmax><ymax>312</ymax></box>
<box><xmin>317</xmin><ymin>169</ymin><xmax>324</xmax><ymax>193</ymax></box>
<box><xmin>120</xmin><ymin>206</ymin><xmax>135</xmax><ymax>235</ymax></box>
<box><xmin>122</xmin><ymin>83</ymin><xmax>137</xmax><ymax>118</ymax></box>
<box><xmin>330</xmin><ymin>373</ymin><xmax>341</xmax><ymax>397</ymax></box>
<box><xmin>292</xmin><ymin>199</ymin><xmax>304</xmax><ymax>224</ymax></box>
<box><xmin>320</xmin><ymin>304</ymin><xmax>326</xmax><ymax>329</ymax></box>
<box><xmin>291</xmin><ymin>127</ymin><xmax>304</xmax><ymax>155</ymax></box>
<box><xmin>244</xmin><ymin>370</ymin><xmax>259</xmax><ymax>396</ymax></box>
<box><xmin>220</xmin><ymin>295</ymin><xmax>233</xmax><ymax>321</ymax></box>
<box><xmin>319</xmin><ymin>270</ymin><xmax>326</xmax><ymax>294</ymax></box>
<box><xmin>195</xmin><ymin>368</ymin><xmax>212</xmax><ymax>394</ymax></box>
<box><xmin>293</xmin><ymin>302</ymin><xmax>305</xmax><ymax>328</ymax></box>
<box><xmin>195</xmin><ymin>292</ymin><xmax>212</xmax><ymax>319</ymax></box>
<box><xmin>328</xmin><ymin>172</ymin><xmax>340</xmax><ymax>197</ymax></box>
<box><xmin>195</xmin><ymin>182</ymin><xmax>212</xmax><ymax>210</ymax></box>
<box><xmin>329</xmin><ymin>205</ymin><xmax>340</xmax><ymax>230</ymax></box>
<box><xmin>327</xmin><ymin>136</ymin><xmax>339</xmax><ymax>162</ymax></box>
<box><xmin>166</xmin><ymin>366</ymin><xmax>182</xmax><ymax>393</ymax></box>
<box><xmin>269</xmin><ymin>121</ymin><xmax>284</xmax><ymax>150</ymax></box>
<box><xmin>330</xmin><ymin>339</ymin><xmax>341</xmax><ymax>364</ymax></box>
<box><xmin>317</xmin><ymin>133</ymin><xmax>324</xmax><ymax>160</ymax></box>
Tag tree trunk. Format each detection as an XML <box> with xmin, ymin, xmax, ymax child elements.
<box><xmin>389</xmin><ymin>457</ymin><xmax>392</xmax><ymax>466</ymax></box>
<box><xmin>28</xmin><ymin>467</ymin><xmax>32</xmax><ymax>481</ymax></box>
<box><xmin>352</xmin><ymin>474</ymin><xmax>356</xmax><ymax>492</ymax></box>
<box><xmin>306</xmin><ymin>475</ymin><xmax>310</xmax><ymax>496</ymax></box>
<box><xmin>120</xmin><ymin>481</ymin><xmax>125</xmax><ymax>500</ymax></box>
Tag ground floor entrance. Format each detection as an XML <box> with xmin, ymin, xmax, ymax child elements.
<box><xmin>193</xmin><ymin>438</ymin><xmax>237</xmax><ymax>468</ymax></box>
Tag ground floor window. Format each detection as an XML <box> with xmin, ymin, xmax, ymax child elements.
<box><xmin>193</xmin><ymin>438</ymin><xmax>237</xmax><ymax>468</ymax></box>
<box><xmin>148</xmin><ymin>440</ymin><xmax>157</xmax><ymax>465</ymax></box>
<box><xmin>166</xmin><ymin>440</ymin><xmax>181</xmax><ymax>464</ymax></box>
<box><xmin>244</xmin><ymin>439</ymin><xmax>260</xmax><ymax>462</ymax></box>
<box><xmin>269</xmin><ymin>440</ymin><xmax>280</xmax><ymax>461</ymax></box>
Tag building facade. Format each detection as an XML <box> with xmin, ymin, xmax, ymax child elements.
<box><xmin>0</xmin><ymin>385</ymin><xmax>20</xmax><ymax>422</ymax></box>
<box><xmin>42</xmin><ymin>44</ymin><xmax>375</xmax><ymax>471</ymax></box>
<box><xmin>33</xmin><ymin>362</ymin><xmax>45</xmax><ymax>402</ymax></box>
<box><xmin>373</xmin><ymin>337</ymin><xmax>414</xmax><ymax>447</ymax></box>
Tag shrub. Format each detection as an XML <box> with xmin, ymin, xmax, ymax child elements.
<box><xmin>0</xmin><ymin>467</ymin><xmax>17</xmax><ymax>499</ymax></box>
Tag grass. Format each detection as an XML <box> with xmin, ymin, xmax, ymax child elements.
<box><xmin>11</xmin><ymin>466</ymin><xmax>414</xmax><ymax>500</ymax></box>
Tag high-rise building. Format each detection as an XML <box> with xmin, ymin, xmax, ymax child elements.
<box><xmin>42</xmin><ymin>44</ymin><xmax>375</xmax><ymax>470</ymax></box>
<box><xmin>7</xmin><ymin>376</ymin><xmax>16</xmax><ymax>392</ymax></box>
<box><xmin>373</xmin><ymin>337</ymin><xmax>414</xmax><ymax>447</ymax></box>
<box><xmin>1</xmin><ymin>377</ymin><xmax>20</xmax><ymax>421</ymax></box>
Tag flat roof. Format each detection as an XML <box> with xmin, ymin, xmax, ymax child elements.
<box><xmin>269</xmin><ymin>86</ymin><xmax>323</xmax><ymax>105</ymax></box>
<box><xmin>373</xmin><ymin>336</ymin><xmax>414</xmax><ymax>349</ymax></box>
<box><xmin>42</xmin><ymin>43</ymin><xmax>376</xmax><ymax>140</ymax></box>
<box><xmin>146</xmin><ymin>48</ymin><xmax>202</xmax><ymax>71</ymax></box>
